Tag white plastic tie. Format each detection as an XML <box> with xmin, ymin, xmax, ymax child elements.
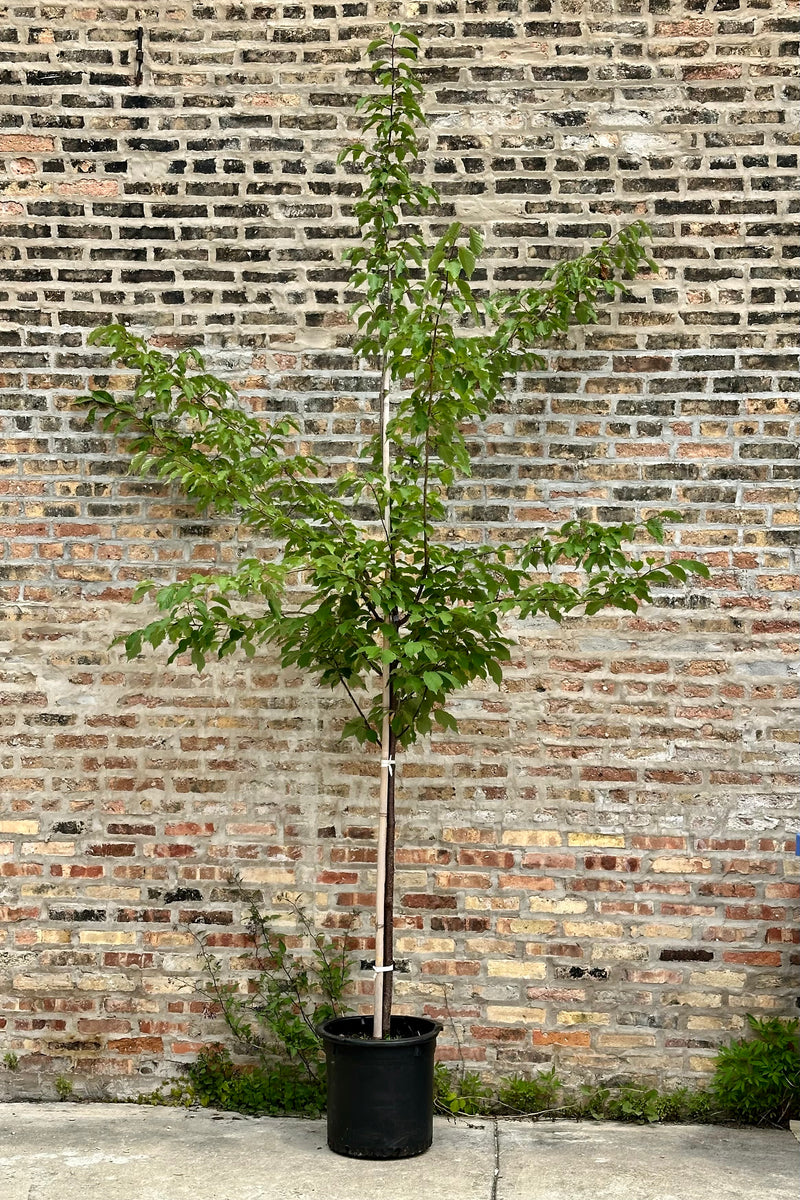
<box><xmin>380</xmin><ymin>758</ymin><xmax>395</xmax><ymax>776</ymax></box>
<box><xmin>372</xmin><ymin>964</ymin><xmax>394</xmax><ymax>973</ymax></box>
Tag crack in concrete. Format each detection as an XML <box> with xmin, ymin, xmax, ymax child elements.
<box><xmin>490</xmin><ymin>1117</ymin><xmax>500</xmax><ymax>1200</ymax></box>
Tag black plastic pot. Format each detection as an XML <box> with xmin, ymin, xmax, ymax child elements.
<box><xmin>318</xmin><ymin>1014</ymin><xmax>441</xmax><ymax>1159</ymax></box>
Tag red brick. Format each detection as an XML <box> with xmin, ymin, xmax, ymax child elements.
<box><xmin>699</xmin><ymin>882</ymin><xmax>757</xmax><ymax>898</ymax></box>
<box><xmin>421</xmin><ymin>960</ymin><xmax>480</xmax><ymax>976</ymax></box>
<box><xmin>723</xmin><ymin>951</ymin><xmax>782</xmax><ymax>966</ymax></box>
<box><xmin>402</xmin><ymin>894</ymin><xmax>457</xmax><ymax>910</ymax></box>
<box><xmin>631</xmin><ymin>836</ymin><xmax>687</xmax><ymax>850</ymax></box>
<box><xmin>458</xmin><ymin>849</ymin><xmax>514</xmax><ymax>868</ymax></box>
<box><xmin>521</xmin><ymin>853</ymin><xmax>576</xmax><ymax>869</ymax></box>
<box><xmin>396</xmin><ymin>848</ymin><xmax>451</xmax><ymax>865</ymax></box>
<box><xmin>580</xmin><ymin>767</ymin><xmax>638</xmax><ymax>782</ymax></box>
<box><xmin>77</xmin><ymin>1019</ymin><xmax>132</xmax><ymax>1035</ymax></box>
<box><xmin>765</xmin><ymin>883</ymin><xmax>800</xmax><ymax>899</ymax></box>
<box><xmin>434</xmin><ymin>1046</ymin><xmax>486</xmax><ymax>1062</ymax></box>
<box><xmin>725</xmin><ymin>905</ymin><xmax>787</xmax><ymax>921</ymax></box>
<box><xmin>471</xmin><ymin>1026</ymin><xmax>527</xmax><ymax>1043</ymax></box>
<box><xmin>170</xmin><ymin>1041</ymin><xmax>208</xmax><ymax>1055</ymax></box>
<box><xmin>548</xmin><ymin>657</ymin><xmax>602</xmax><ymax>674</ymax></box>
<box><xmin>723</xmin><ymin>859</ymin><xmax>777</xmax><ymax>876</ymax></box>
<box><xmin>499</xmin><ymin>874</ymin><xmax>556</xmax><ymax>891</ymax></box>
<box><xmin>644</xmin><ymin>769</ymin><xmax>701</xmax><ymax>784</ymax></box>
<box><xmin>103</xmin><ymin>953</ymin><xmax>155</xmax><ymax>968</ymax></box>
<box><xmin>164</xmin><ymin>822</ymin><xmax>215</xmax><ymax>836</ymax></box>
<box><xmin>573</xmin><ymin>879</ymin><xmax>627</xmax><ymax>893</ymax></box>
<box><xmin>107</xmin><ymin>1037</ymin><xmax>164</xmax><ymax>1054</ymax></box>
<box><xmin>532</xmin><ymin>1030</ymin><xmax>591</xmax><ymax>1047</ymax></box>
<box><xmin>0</xmin><ymin>135</ymin><xmax>55</xmax><ymax>151</ymax></box>
<box><xmin>583</xmin><ymin>856</ymin><xmax>641</xmax><ymax>873</ymax></box>
<box><xmin>765</xmin><ymin>928</ymin><xmax>798</xmax><ymax>944</ymax></box>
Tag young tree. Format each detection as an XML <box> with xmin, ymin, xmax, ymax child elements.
<box><xmin>78</xmin><ymin>27</ymin><xmax>708</xmax><ymax>1039</ymax></box>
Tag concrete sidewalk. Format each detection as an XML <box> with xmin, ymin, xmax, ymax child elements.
<box><xmin>0</xmin><ymin>1102</ymin><xmax>796</xmax><ymax>1200</ymax></box>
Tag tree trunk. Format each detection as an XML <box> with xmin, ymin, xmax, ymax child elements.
<box><xmin>373</xmin><ymin>329</ymin><xmax>394</xmax><ymax>1037</ymax></box>
<box><xmin>373</xmin><ymin>673</ymin><xmax>396</xmax><ymax>1039</ymax></box>
<box><xmin>371</xmin><ymin>667</ymin><xmax>391</xmax><ymax>1032</ymax></box>
<box><xmin>380</xmin><ymin>724</ymin><xmax>397</xmax><ymax>1033</ymax></box>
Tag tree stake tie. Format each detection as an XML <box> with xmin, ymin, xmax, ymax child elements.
<box><xmin>380</xmin><ymin>758</ymin><xmax>395</xmax><ymax>775</ymax></box>
<box><xmin>373</xmin><ymin>964</ymin><xmax>394</xmax><ymax>973</ymax></box>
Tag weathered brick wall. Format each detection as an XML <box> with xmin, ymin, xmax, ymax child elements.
<box><xmin>0</xmin><ymin>2</ymin><xmax>797</xmax><ymax>1099</ymax></box>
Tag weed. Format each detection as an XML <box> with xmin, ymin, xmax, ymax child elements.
<box><xmin>132</xmin><ymin>1078</ymin><xmax>195</xmax><ymax>1107</ymax></box>
<box><xmin>711</xmin><ymin>1014</ymin><xmax>800</xmax><ymax>1127</ymax></box>
<box><xmin>497</xmin><ymin>1068</ymin><xmax>563</xmax><ymax>1117</ymax></box>
<box><xmin>653</xmin><ymin>1086</ymin><xmax>714</xmax><ymax>1124</ymax></box>
<box><xmin>575</xmin><ymin>1084</ymin><xmax>611</xmax><ymax>1120</ymax></box>
<box><xmin>573</xmin><ymin>1081</ymin><xmax>714</xmax><ymax>1124</ymax></box>
<box><xmin>3</xmin><ymin>1053</ymin><xmax>18</xmax><ymax>1071</ymax></box>
<box><xmin>607</xmin><ymin>1085</ymin><xmax>661</xmax><ymax>1124</ymax></box>
<box><xmin>134</xmin><ymin>1045</ymin><xmax>327</xmax><ymax>1117</ymax></box>
<box><xmin>55</xmin><ymin>1075</ymin><xmax>73</xmax><ymax>1100</ymax></box>
<box><xmin>186</xmin><ymin>1044</ymin><xmax>326</xmax><ymax>1117</ymax></box>
<box><xmin>434</xmin><ymin>1064</ymin><xmax>493</xmax><ymax>1116</ymax></box>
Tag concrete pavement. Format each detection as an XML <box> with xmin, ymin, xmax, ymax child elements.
<box><xmin>0</xmin><ymin>1102</ymin><xmax>796</xmax><ymax>1200</ymax></box>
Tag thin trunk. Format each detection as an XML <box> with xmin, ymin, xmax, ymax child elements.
<box><xmin>372</xmin><ymin>681</ymin><xmax>391</xmax><ymax>1039</ymax></box>
<box><xmin>372</xmin><ymin>347</ymin><xmax>393</xmax><ymax>1038</ymax></box>
<box><xmin>381</xmin><ymin>721</ymin><xmax>396</xmax><ymax>1033</ymax></box>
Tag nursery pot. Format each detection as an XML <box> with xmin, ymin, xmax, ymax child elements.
<box><xmin>318</xmin><ymin>1014</ymin><xmax>441</xmax><ymax>1159</ymax></box>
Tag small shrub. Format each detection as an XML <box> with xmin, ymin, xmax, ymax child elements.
<box><xmin>711</xmin><ymin>1014</ymin><xmax>800</xmax><ymax>1127</ymax></box>
<box><xmin>135</xmin><ymin>1046</ymin><xmax>327</xmax><ymax>1116</ymax></box>
<box><xmin>194</xmin><ymin>884</ymin><xmax>353</xmax><ymax>1111</ymax></box>
<box><xmin>133</xmin><ymin>886</ymin><xmax>353</xmax><ymax>1117</ymax></box>
<box><xmin>497</xmin><ymin>1068</ymin><xmax>562</xmax><ymax>1116</ymax></box>
<box><xmin>186</xmin><ymin>1045</ymin><xmax>326</xmax><ymax>1117</ymax></box>
<box><xmin>55</xmin><ymin>1075</ymin><xmax>73</xmax><ymax>1100</ymax></box>
<box><xmin>3</xmin><ymin>1053</ymin><xmax>18</xmax><ymax>1071</ymax></box>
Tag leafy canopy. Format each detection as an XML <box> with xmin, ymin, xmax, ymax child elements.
<box><xmin>77</xmin><ymin>26</ymin><xmax>708</xmax><ymax>748</ymax></box>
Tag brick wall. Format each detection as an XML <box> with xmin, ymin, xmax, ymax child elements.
<box><xmin>0</xmin><ymin>2</ymin><xmax>797</xmax><ymax>1099</ymax></box>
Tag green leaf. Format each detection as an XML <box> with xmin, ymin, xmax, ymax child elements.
<box><xmin>124</xmin><ymin>632</ymin><xmax>143</xmax><ymax>659</ymax></box>
<box><xmin>457</xmin><ymin>245</ymin><xmax>476</xmax><ymax>278</ymax></box>
<box><xmin>678</xmin><ymin>559</ymin><xmax>710</xmax><ymax>578</ymax></box>
<box><xmin>486</xmin><ymin>659</ymin><xmax>504</xmax><ymax>686</ymax></box>
<box><xmin>433</xmin><ymin>709</ymin><xmax>459</xmax><ymax>732</ymax></box>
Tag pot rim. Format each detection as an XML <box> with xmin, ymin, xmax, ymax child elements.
<box><xmin>317</xmin><ymin>1014</ymin><xmax>442</xmax><ymax>1047</ymax></box>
